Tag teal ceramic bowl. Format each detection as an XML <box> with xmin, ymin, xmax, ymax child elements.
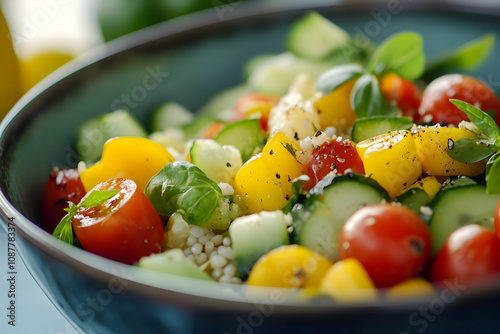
<box><xmin>2</xmin><ymin>1</ymin><xmax>500</xmax><ymax>333</ymax></box>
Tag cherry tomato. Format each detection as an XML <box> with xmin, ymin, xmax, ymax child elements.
<box><xmin>381</xmin><ymin>73</ymin><xmax>421</xmax><ymax>121</ymax></box>
<box><xmin>495</xmin><ymin>200</ymin><xmax>500</xmax><ymax>238</ymax></box>
<box><xmin>431</xmin><ymin>224</ymin><xmax>500</xmax><ymax>288</ymax></box>
<box><xmin>302</xmin><ymin>138</ymin><xmax>365</xmax><ymax>190</ymax></box>
<box><xmin>233</xmin><ymin>93</ymin><xmax>280</xmax><ymax>132</ymax></box>
<box><xmin>72</xmin><ymin>178</ymin><xmax>164</xmax><ymax>265</ymax></box>
<box><xmin>419</xmin><ymin>74</ymin><xmax>500</xmax><ymax>126</ymax></box>
<box><xmin>41</xmin><ymin>168</ymin><xmax>86</xmax><ymax>234</ymax></box>
<box><xmin>339</xmin><ymin>203</ymin><xmax>432</xmax><ymax>288</ymax></box>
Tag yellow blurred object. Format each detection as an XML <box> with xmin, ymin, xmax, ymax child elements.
<box><xmin>385</xmin><ymin>278</ymin><xmax>436</xmax><ymax>301</ymax></box>
<box><xmin>80</xmin><ymin>137</ymin><xmax>175</xmax><ymax>192</ymax></box>
<box><xmin>356</xmin><ymin>130</ymin><xmax>421</xmax><ymax>198</ymax></box>
<box><xmin>412</xmin><ymin>126</ymin><xmax>486</xmax><ymax>176</ymax></box>
<box><xmin>402</xmin><ymin>175</ymin><xmax>442</xmax><ymax>199</ymax></box>
<box><xmin>234</xmin><ymin>132</ymin><xmax>302</xmax><ymax>213</ymax></box>
<box><xmin>247</xmin><ymin>245</ymin><xmax>333</xmax><ymax>288</ymax></box>
<box><xmin>319</xmin><ymin>258</ymin><xmax>377</xmax><ymax>303</ymax></box>
<box><xmin>0</xmin><ymin>9</ymin><xmax>21</xmax><ymax>119</ymax></box>
<box><xmin>19</xmin><ymin>51</ymin><xmax>73</xmax><ymax>94</ymax></box>
<box><xmin>315</xmin><ymin>80</ymin><xmax>357</xmax><ymax>132</ymax></box>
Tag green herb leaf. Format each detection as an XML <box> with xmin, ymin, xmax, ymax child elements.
<box><xmin>486</xmin><ymin>152</ymin><xmax>500</xmax><ymax>180</ymax></box>
<box><xmin>52</xmin><ymin>213</ymin><xmax>74</xmax><ymax>245</ymax></box>
<box><xmin>351</xmin><ymin>73</ymin><xmax>385</xmax><ymax>117</ymax></box>
<box><xmin>315</xmin><ymin>64</ymin><xmax>364</xmax><ymax>94</ymax></box>
<box><xmin>282</xmin><ymin>175</ymin><xmax>309</xmax><ymax>214</ymax></box>
<box><xmin>145</xmin><ymin>161</ymin><xmax>223</xmax><ymax>225</ymax></box>
<box><xmin>425</xmin><ymin>33</ymin><xmax>496</xmax><ymax>74</ymax></box>
<box><xmin>368</xmin><ymin>32</ymin><xmax>425</xmax><ymax>80</ymax></box>
<box><xmin>81</xmin><ymin>190</ymin><xmax>119</xmax><ymax>208</ymax></box>
<box><xmin>447</xmin><ymin>138</ymin><xmax>499</xmax><ymax>163</ymax></box>
<box><xmin>487</xmin><ymin>156</ymin><xmax>500</xmax><ymax>194</ymax></box>
<box><xmin>450</xmin><ymin>99</ymin><xmax>500</xmax><ymax>139</ymax></box>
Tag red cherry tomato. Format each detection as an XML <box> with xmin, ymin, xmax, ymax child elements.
<box><xmin>419</xmin><ymin>74</ymin><xmax>500</xmax><ymax>126</ymax></box>
<box><xmin>381</xmin><ymin>73</ymin><xmax>422</xmax><ymax>121</ymax></box>
<box><xmin>72</xmin><ymin>178</ymin><xmax>164</xmax><ymax>265</ymax></box>
<box><xmin>495</xmin><ymin>200</ymin><xmax>500</xmax><ymax>238</ymax></box>
<box><xmin>431</xmin><ymin>224</ymin><xmax>500</xmax><ymax>288</ymax></box>
<box><xmin>339</xmin><ymin>203</ymin><xmax>432</xmax><ymax>288</ymax></box>
<box><xmin>41</xmin><ymin>168</ymin><xmax>86</xmax><ymax>233</ymax></box>
<box><xmin>302</xmin><ymin>138</ymin><xmax>365</xmax><ymax>190</ymax></box>
<box><xmin>233</xmin><ymin>93</ymin><xmax>280</xmax><ymax>132</ymax></box>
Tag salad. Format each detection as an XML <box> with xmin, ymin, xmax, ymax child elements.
<box><xmin>42</xmin><ymin>12</ymin><xmax>500</xmax><ymax>303</ymax></box>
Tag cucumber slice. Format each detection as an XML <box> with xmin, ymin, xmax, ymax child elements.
<box><xmin>214</xmin><ymin>119</ymin><xmax>265</xmax><ymax>162</ymax></box>
<box><xmin>229</xmin><ymin>210</ymin><xmax>290</xmax><ymax>278</ymax></box>
<box><xmin>137</xmin><ymin>249</ymin><xmax>213</xmax><ymax>281</ymax></box>
<box><xmin>395</xmin><ymin>188</ymin><xmax>431</xmax><ymax>214</ymax></box>
<box><xmin>76</xmin><ymin>109</ymin><xmax>147</xmax><ymax>163</ymax></box>
<box><xmin>429</xmin><ymin>184</ymin><xmax>500</xmax><ymax>253</ymax></box>
<box><xmin>181</xmin><ymin>114</ymin><xmax>218</xmax><ymax>140</ymax></box>
<box><xmin>150</xmin><ymin>102</ymin><xmax>193</xmax><ymax>132</ymax></box>
<box><xmin>287</xmin><ymin>12</ymin><xmax>351</xmax><ymax>61</ymax></box>
<box><xmin>248</xmin><ymin>52</ymin><xmax>333</xmax><ymax>96</ymax></box>
<box><xmin>198</xmin><ymin>84</ymin><xmax>251</xmax><ymax>118</ymax></box>
<box><xmin>351</xmin><ymin>116</ymin><xmax>413</xmax><ymax>143</ymax></box>
<box><xmin>292</xmin><ymin>173</ymin><xmax>389</xmax><ymax>261</ymax></box>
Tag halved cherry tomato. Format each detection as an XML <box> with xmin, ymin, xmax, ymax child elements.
<box><xmin>72</xmin><ymin>178</ymin><xmax>163</xmax><ymax>265</ymax></box>
<box><xmin>419</xmin><ymin>74</ymin><xmax>500</xmax><ymax>126</ymax></box>
<box><xmin>233</xmin><ymin>93</ymin><xmax>280</xmax><ymax>132</ymax></box>
<box><xmin>339</xmin><ymin>203</ymin><xmax>432</xmax><ymax>288</ymax></box>
<box><xmin>302</xmin><ymin>138</ymin><xmax>365</xmax><ymax>191</ymax></box>
<box><xmin>41</xmin><ymin>168</ymin><xmax>86</xmax><ymax>233</ymax></box>
<box><xmin>381</xmin><ymin>73</ymin><xmax>421</xmax><ymax>121</ymax></box>
<box><xmin>431</xmin><ymin>224</ymin><xmax>500</xmax><ymax>288</ymax></box>
<box><xmin>495</xmin><ymin>200</ymin><xmax>500</xmax><ymax>238</ymax></box>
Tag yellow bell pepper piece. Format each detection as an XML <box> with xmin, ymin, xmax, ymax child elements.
<box><xmin>247</xmin><ymin>245</ymin><xmax>333</xmax><ymax>288</ymax></box>
<box><xmin>80</xmin><ymin>137</ymin><xmax>175</xmax><ymax>192</ymax></box>
<box><xmin>314</xmin><ymin>80</ymin><xmax>357</xmax><ymax>132</ymax></box>
<box><xmin>319</xmin><ymin>258</ymin><xmax>377</xmax><ymax>303</ymax></box>
<box><xmin>356</xmin><ymin>130</ymin><xmax>421</xmax><ymax>198</ymax></box>
<box><xmin>401</xmin><ymin>175</ymin><xmax>442</xmax><ymax>199</ymax></box>
<box><xmin>412</xmin><ymin>126</ymin><xmax>486</xmax><ymax>176</ymax></box>
<box><xmin>385</xmin><ymin>278</ymin><xmax>436</xmax><ymax>301</ymax></box>
<box><xmin>234</xmin><ymin>132</ymin><xmax>302</xmax><ymax>213</ymax></box>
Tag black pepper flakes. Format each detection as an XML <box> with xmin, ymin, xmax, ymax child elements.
<box><xmin>276</xmin><ymin>173</ymin><xmax>281</xmax><ymax>179</ymax></box>
<box><xmin>226</xmin><ymin>162</ymin><xmax>232</xmax><ymax>167</ymax></box>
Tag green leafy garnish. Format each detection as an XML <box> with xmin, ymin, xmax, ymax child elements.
<box><xmin>52</xmin><ymin>190</ymin><xmax>119</xmax><ymax>245</ymax></box>
<box><xmin>315</xmin><ymin>64</ymin><xmax>363</xmax><ymax>94</ymax></box>
<box><xmin>145</xmin><ymin>161</ymin><xmax>223</xmax><ymax>226</ymax></box>
<box><xmin>351</xmin><ymin>73</ymin><xmax>385</xmax><ymax>117</ymax></box>
<box><xmin>446</xmin><ymin>99</ymin><xmax>500</xmax><ymax>193</ymax></box>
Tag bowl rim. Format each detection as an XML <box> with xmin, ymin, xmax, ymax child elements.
<box><xmin>1</xmin><ymin>0</ymin><xmax>500</xmax><ymax>316</ymax></box>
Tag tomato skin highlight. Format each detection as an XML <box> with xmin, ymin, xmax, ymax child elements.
<box><xmin>303</xmin><ymin>138</ymin><xmax>365</xmax><ymax>191</ymax></box>
<box><xmin>431</xmin><ymin>224</ymin><xmax>500</xmax><ymax>288</ymax></box>
<box><xmin>419</xmin><ymin>74</ymin><xmax>500</xmax><ymax>126</ymax></box>
<box><xmin>42</xmin><ymin>168</ymin><xmax>86</xmax><ymax>234</ymax></box>
<box><xmin>72</xmin><ymin>178</ymin><xmax>164</xmax><ymax>265</ymax></box>
<box><xmin>339</xmin><ymin>204</ymin><xmax>432</xmax><ymax>288</ymax></box>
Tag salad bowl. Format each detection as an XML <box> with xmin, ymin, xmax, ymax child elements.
<box><xmin>2</xmin><ymin>0</ymin><xmax>500</xmax><ymax>333</ymax></box>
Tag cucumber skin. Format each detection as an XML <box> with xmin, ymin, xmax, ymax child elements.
<box><xmin>395</xmin><ymin>188</ymin><xmax>431</xmax><ymax>214</ymax></box>
<box><xmin>351</xmin><ymin>116</ymin><xmax>413</xmax><ymax>143</ymax></box>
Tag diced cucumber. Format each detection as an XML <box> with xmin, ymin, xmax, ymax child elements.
<box><xmin>150</xmin><ymin>102</ymin><xmax>193</xmax><ymax>133</ymax></box>
<box><xmin>137</xmin><ymin>249</ymin><xmax>213</xmax><ymax>281</ymax></box>
<box><xmin>395</xmin><ymin>188</ymin><xmax>431</xmax><ymax>214</ymax></box>
<box><xmin>189</xmin><ymin>139</ymin><xmax>242</xmax><ymax>184</ymax></box>
<box><xmin>181</xmin><ymin>114</ymin><xmax>218</xmax><ymax>140</ymax></box>
<box><xmin>429</xmin><ymin>184</ymin><xmax>500</xmax><ymax>253</ymax></box>
<box><xmin>229</xmin><ymin>210</ymin><xmax>290</xmax><ymax>278</ymax></box>
<box><xmin>351</xmin><ymin>116</ymin><xmax>413</xmax><ymax>143</ymax></box>
<box><xmin>198</xmin><ymin>84</ymin><xmax>251</xmax><ymax>118</ymax></box>
<box><xmin>291</xmin><ymin>173</ymin><xmax>389</xmax><ymax>261</ymax></box>
<box><xmin>247</xmin><ymin>52</ymin><xmax>333</xmax><ymax>96</ymax></box>
<box><xmin>214</xmin><ymin>119</ymin><xmax>265</xmax><ymax>162</ymax></box>
<box><xmin>287</xmin><ymin>12</ymin><xmax>351</xmax><ymax>61</ymax></box>
<box><xmin>76</xmin><ymin>109</ymin><xmax>147</xmax><ymax>163</ymax></box>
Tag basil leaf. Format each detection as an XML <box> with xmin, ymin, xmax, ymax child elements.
<box><xmin>447</xmin><ymin>138</ymin><xmax>499</xmax><ymax>163</ymax></box>
<box><xmin>52</xmin><ymin>213</ymin><xmax>74</xmax><ymax>245</ymax></box>
<box><xmin>425</xmin><ymin>33</ymin><xmax>495</xmax><ymax>74</ymax></box>
<box><xmin>351</xmin><ymin>73</ymin><xmax>385</xmax><ymax>117</ymax></box>
<box><xmin>368</xmin><ymin>32</ymin><xmax>425</xmax><ymax>80</ymax></box>
<box><xmin>316</xmin><ymin>64</ymin><xmax>364</xmax><ymax>94</ymax></box>
<box><xmin>487</xmin><ymin>155</ymin><xmax>500</xmax><ymax>194</ymax></box>
<box><xmin>486</xmin><ymin>152</ymin><xmax>500</xmax><ymax>180</ymax></box>
<box><xmin>282</xmin><ymin>175</ymin><xmax>309</xmax><ymax>214</ymax></box>
<box><xmin>81</xmin><ymin>190</ymin><xmax>120</xmax><ymax>208</ymax></box>
<box><xmin>145</xmin><ymin>161</ymin><xmax>223</xmax><ymax>225</ymax></box>
<box><xmin>450</xmin><ymin>99</ymin><xmax>500</xmax><ymax>139</ymax></box>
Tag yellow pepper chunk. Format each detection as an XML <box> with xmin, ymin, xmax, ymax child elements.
<box><xmin>385</xmin><ymin>278</ymin><xmax>436</xmax><ymax>301</ymax></box>
<box><xmin>401</xmin><ymin>175</ymin><xmax>442</xmax><ymax>199</ymax></box>
<box><xmin>412</xmin><ymin>126</ymin><xmax>486</xmax><ymax>176</ymax></box>
<box><xmin>356</xmin><ymin>130</ymin><xmax>421</xmax><ymax>198</ymax></box>
<box><xmin>234</xmin><ymin>132</ymin><xmax>302</xmax><ymax>213</ymax></box>
<box><xmin>80</xmin><ymin>137</ymin><xmax>175</xmax><ymax>192</ymax></box>
<box><xmin>319</xmin><ymin>258</ymin><xmax>377</xmax><ymax>303</ymax></box>
<box><xmin>315</xmin><ymin>80</ymin><xmax>357</xmax><ymax>132</ymax></box>
<box><xmin>247</xmin><ymin>245</ymin><xmax>333</xmax><ymax>288</ymax></box>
